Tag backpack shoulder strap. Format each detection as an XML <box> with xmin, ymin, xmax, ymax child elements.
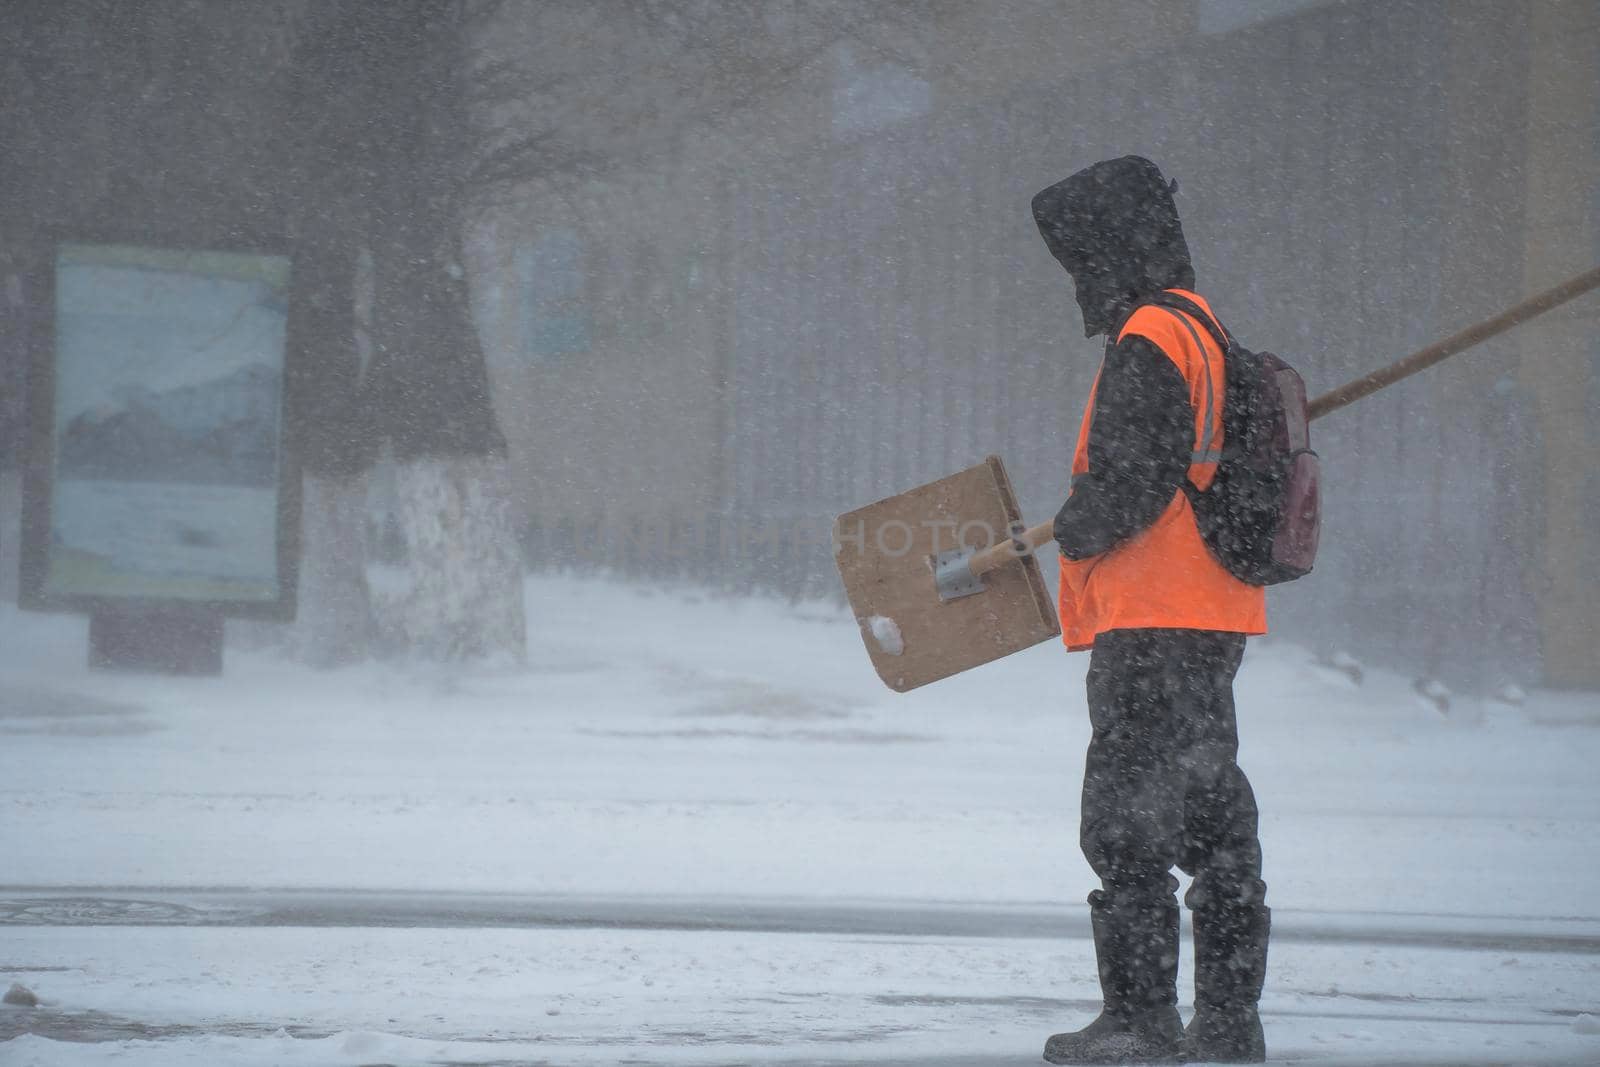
<box><xmin>1143</xmin><ymin>291</ymin><xmax>1231</xmax><ymax>353</ymax></box>
<box><xmin>1123</xmin><ymin>295</ymin><xmax>1224</xmax><ymax>475</ymax></box>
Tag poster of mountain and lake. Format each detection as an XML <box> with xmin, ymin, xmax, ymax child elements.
<box><xmin>45</xmin><ymin>242</ymin><xmax>289</xmax><ymax>603</ymax></box>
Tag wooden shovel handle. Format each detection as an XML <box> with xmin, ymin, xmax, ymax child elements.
<box><xmin>1308</xmin><ymin>264</ymin><xmax>1600</xmax><ymax>421</ymax></box>
<box><xmin>969</xmin><ymin>520</ymin><xmax>1055</xmax><ymax>577</ymax></box>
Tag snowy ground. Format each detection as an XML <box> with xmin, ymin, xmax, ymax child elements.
<box><xmin>2</xmin><ymin>572</ymin><xmax>1599</xmax><ymax>1065</ymax></box>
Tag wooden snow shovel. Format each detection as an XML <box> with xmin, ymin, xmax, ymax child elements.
<box><xmin>834</xmin><ymin>264</ymin><xmax>1600</xmax><ymax>692</ymax></box>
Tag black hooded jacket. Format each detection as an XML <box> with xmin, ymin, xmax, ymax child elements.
<box><xmin>1032</xmin><ymin>156</ymin><xmax>1199</xmax><ymax>561</ymax></box>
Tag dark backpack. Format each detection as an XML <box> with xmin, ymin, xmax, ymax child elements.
<box><xmin>1144</xmin><ymin>292</ymin><xmax>1320</xmax><ymax>586</ymax></box>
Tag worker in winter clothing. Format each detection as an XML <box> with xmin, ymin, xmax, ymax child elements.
<box><xmin>1030</xmin><ymin>156</ymin><xmax>1272</xmax><ymax>1065</ymax></box>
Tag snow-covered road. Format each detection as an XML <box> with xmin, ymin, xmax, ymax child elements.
<box><xmin>3</xmin><ymin>889</ymin><xmax>1597</xmax><ymax>1065</ymax></box>
<box><xmin>2</xmin><ymin>891</ymin><xmax>1598</xmax><ymax>1065</ymax></box>
<box><xmin>2</xmin><ymin>573</ymin><xmax>1599</xmax><ymax>1064</ymax></box>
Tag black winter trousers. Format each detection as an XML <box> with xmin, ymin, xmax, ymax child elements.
<box><xmin>1080</xmin><ymin>628</ymin><xmax>1266</xmax><ymax>913</ymax></box>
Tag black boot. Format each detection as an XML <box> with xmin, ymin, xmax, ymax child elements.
<box><xmin>1182</xmin><ymin>902</ymin><xmax>1269</xmax><ymax>1063</ymax></box>
<box><xmin>1044</xmin><ymin>890</ymin><xmax>1183</xmax><ymax>1065</ymax></box>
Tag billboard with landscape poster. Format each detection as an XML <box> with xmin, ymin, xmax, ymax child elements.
<box><xmin>22</xmin><ymin>241</ymin><xmax>296</xmax><ymax>616</ymax></box>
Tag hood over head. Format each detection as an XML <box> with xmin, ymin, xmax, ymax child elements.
<box><xmin>1031</xmin><ymin>155</ymin><xmax>1195</xmax><ymax>338</ymax></box>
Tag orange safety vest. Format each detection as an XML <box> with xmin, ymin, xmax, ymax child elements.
<box><xmin>1057</xmin><ymin>289</ymin><xmax>1267</xmax><ymax>650</ymax></box>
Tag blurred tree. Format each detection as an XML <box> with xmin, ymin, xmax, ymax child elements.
<box><xmin>282</xmin><ymin>0</ymin><xmax>522</xmax><ymax>664</ymax></box>
<box><xmin>278</xmin><ymin>0</ymin><xmax>919</xmax><ymax>663</ymax></box>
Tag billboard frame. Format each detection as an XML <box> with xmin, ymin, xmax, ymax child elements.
<box><xmin>18</xmin><ymin>229</ymin><xmax>302</xmax><ymax>625</ymax></box>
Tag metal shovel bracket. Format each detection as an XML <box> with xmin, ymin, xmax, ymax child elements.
<box><xmin>932</xmin><ymin>545</ymin><xmax>985</xmax><ymax>602</ymax></box>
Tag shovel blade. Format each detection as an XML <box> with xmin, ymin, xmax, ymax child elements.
<box><xmin>833</xmin><ymin>456</ymin><xmax>1060</xmax><ymax>692</ymax></box>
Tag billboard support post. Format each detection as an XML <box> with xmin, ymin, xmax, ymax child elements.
<box><xmin>88</xmin><ymin>604</ymin><xmax>223</xmax><ymax>675</ymax></box>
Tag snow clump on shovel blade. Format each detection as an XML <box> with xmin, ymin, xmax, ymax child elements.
<box><xmin>866</xmin><ymin>615</ymin><xmax>905</xmax><ymax>656</ymax></box>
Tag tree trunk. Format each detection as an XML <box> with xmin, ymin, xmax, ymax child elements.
<box><xmin>0</xmin><ymin>468</ymin><xmax>19</xmax><ymax>604</ymax></box>
<box><xmin>367</xmin><ymin>197</ymin><xmax>526</xmax><ymax>665</ymax></box>
<box><xmin>282</xmin><ymin>0</ymin><xmax>527</xmax><ymax>666</ymax></box>
<box><xmin>282</xmin><ymin>239</ymin><xmax>377</xmax><ymax>665</ymax></box>
<box><xmin>390</xmin><ymin>453</ymin><xmax>525</xmax><ymax>664</ymax></box>
<box><xmin>1</xmin><ymin>253</ymin><xmax>26</xmax><ymax>605</ymax></box>
<box><xmin>293</xmin><ymin>471</ymin><xmax>374</xmax><ymax>666</ymax></box>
